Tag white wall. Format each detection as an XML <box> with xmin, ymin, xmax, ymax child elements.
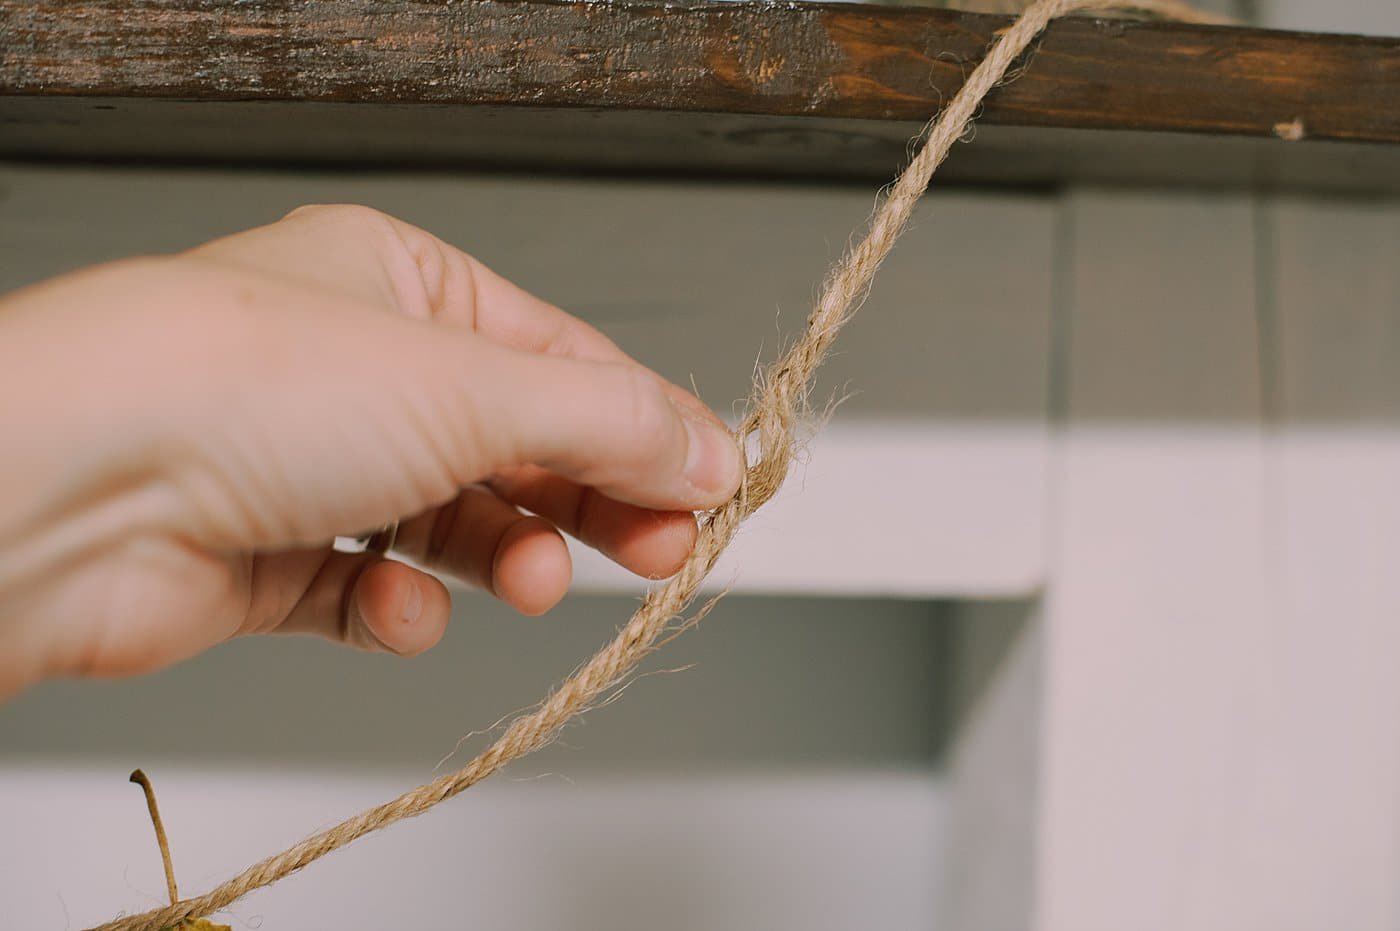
<box><xmin>2</xmin><ymin>58</ymin><xmax>1399</xmax><ymax>928</ymax></box>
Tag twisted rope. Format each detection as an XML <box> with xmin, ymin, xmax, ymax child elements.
<box><xmin>89</xmin><ymin>2</ymin><xmax>1227</xmax><ymax>927</ymax></box>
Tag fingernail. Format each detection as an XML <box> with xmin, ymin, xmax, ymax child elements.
<box><xmin>402</xmin><ymin>581</ymin><xmax>423</xmax><ymax>624</ymax></box>
<box><xmin>681</xmin><ymin>411</ymin><xmax>742</xmax><ymax>500</ymax></box>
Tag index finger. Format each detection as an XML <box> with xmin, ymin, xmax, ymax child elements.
<box><xmin>201</xmin><ymin>205</ymin><xmax>732</xmax><ymax>430</ymax></box>
<box><xmin>390</xmin><ymin>213</ymin><xmax>733</xmax><ymax>431</ymax></box>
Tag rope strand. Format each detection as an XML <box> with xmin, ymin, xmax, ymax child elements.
<box><xmin>87</xmin><ymin>2</ymin><xmax>1227</xmax><ymax>928</ymax></box>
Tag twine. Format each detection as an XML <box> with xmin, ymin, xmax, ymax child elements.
<box><xmin>88</xmin><ymin>1</ymin><xmax>1226</xmax><ymax>927</ymax></box>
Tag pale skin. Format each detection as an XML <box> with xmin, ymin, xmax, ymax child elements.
<box><xmin>0</xmin><ymin>204</ymin><xmax>743</xmax><ymax>700</ymax></box>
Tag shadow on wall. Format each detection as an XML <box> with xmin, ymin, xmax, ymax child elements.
<box><xmin>2</xmin><ymin>593</ymin><xmax>942</xmax><ymax>772</ymax></box>
<box><xmin>1</xmin><ymin>592</ymin><xmax>1040</xmax><ymax>776</ymax></box>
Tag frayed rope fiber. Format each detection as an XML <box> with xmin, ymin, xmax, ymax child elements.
<box><xmin>89</xmin><ymin>1</ymin><xmax>1226</xmax><ymax>928</ymax></box>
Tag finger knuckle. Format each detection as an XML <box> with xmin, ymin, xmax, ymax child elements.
<box><xmin>399</xmin><ymin>233</ymin><xmax>465</xmax><ymax>322</ymax></box>
<box><xmin>281</xmin><ymin>203</ymin><xmax>393</xmax><ymax>233</ymax></box>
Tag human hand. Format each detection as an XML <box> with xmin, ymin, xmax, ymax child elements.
<box><xmin>0</xmin><ymin>205</ymin><xmax>742</xmax><ymax>698</ymax></box>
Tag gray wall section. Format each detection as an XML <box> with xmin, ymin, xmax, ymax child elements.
<box><xmin>1</xmin><ymin>592</ymin><xmax>954</xmax><ymax>772</ymax></box>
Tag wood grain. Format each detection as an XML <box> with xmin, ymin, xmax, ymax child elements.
<box><xmin>1</xmin><ymin>1</ymin><xmax>1397</xmax><ymax>189</ymax></box>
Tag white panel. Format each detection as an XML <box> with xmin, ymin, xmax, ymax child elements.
<box><xmin>1038</xmin><ymin>191</ymin><xmax>1270</xmax><ymax>931</ymax></box>
<box><xmin>1236</xmin><ymin>198</ymin><xmax>1400</xmax><ymax>929</ymax></box>
<box><xmin>0</xmin><ymin>765</ymin><xmax>945</xmax><ymax>931</ymax></box>
<box><xmin>0</xmin><ymin>165</ymin><xmax>1053</xmax><ymax>597</ymax></box>
<box><xmin>572</xmin><ymin>422</ymin><xmax>1048</xmax><ymax>596</ymax></box>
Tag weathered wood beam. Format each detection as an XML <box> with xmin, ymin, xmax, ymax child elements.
<box><xmin>2</xmin><ymin>1</ymin><xmax>1397</xmax><ymax>190</ymax></box>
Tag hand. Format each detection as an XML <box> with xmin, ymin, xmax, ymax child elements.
<box><xmin>0</xmin><ymin>205</ymin><xmax>742</xmax><ymax>698</ymax></box>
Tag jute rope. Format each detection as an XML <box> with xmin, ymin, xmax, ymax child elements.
<box><xmin>90</xmin><ymin>1</ymin><xmax>1225</xmax><ymax>927</ymax></box>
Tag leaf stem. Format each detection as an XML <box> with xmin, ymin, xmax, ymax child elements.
<box><xmin>129</xmin><ymin>769</ymin><xmax>179</xmax><ymax>906</ymax></box>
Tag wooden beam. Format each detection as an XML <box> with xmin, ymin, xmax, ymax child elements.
<box><xmin>2</xmin><ymin>1</ymin><xmax>1397</xmax><ymax>190</ymax></box>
